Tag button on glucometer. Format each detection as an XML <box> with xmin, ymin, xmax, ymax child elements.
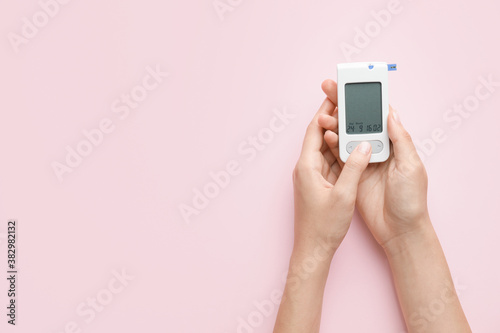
<box><xmin>346</xmin><ymin>142</ymin><xmax>356</xmax><ymax>153</ymax></box>
<box><xmin>346</xmin><ymin>140</ymin><xmax>384</xmax><ymax>154</ymax></box>
<box><xmin>346</xmin><ymin>141</ymin><xmax>360</xmax><ymax>153</ymax></box>
<box><xmin>371</xmin><ymin>140</ymin><xmax>383</xmax><ymax>153</ymax></box>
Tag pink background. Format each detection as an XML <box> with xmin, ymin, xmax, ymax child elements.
<box><xmin>1</xmin><ymin>0</ymin><xmax>499</xmax><ymax>332</ymax></box>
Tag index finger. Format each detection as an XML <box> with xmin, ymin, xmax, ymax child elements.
<box><xmin>300</xmin><ymin>81</ymin><xmax>338</xmax><ymax>156</ymax></box>
<box><xmin>321</xmin><ymin>79</ymin><xmax>338</xmax><ymax>106</ymax></box>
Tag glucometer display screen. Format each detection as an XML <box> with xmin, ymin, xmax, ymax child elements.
<box><xmin>345</xmin><ymin>82</ymin><xmax>382</xmax><ymax>134</ymax></box>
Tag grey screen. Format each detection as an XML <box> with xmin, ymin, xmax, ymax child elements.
<box><xmin>345</xmin><ymin>82</ymin><xmax>382</xmax><ymax>134</ymax></box>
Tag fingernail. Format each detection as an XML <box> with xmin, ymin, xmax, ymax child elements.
<box><xmin>392</xmin><ymin>110</ymin><xmax>401</xmax><ymax>124</ymax></box>
<box><xmin>358</xmin><ymin>141</ymin><xmax>371</xmax><ymax>155</ymax></box>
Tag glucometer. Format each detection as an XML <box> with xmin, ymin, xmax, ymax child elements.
<box><xmin>337</xmin><ymin>62</ymin><xmax>396</xmax><ymax>163</ymax></box>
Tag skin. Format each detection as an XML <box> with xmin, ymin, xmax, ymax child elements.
<box><xmin>273</xmin><ymin>80</ymin><xmax>471</xmax><ymax>333</ymax></box>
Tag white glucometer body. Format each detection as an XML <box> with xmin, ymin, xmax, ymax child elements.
<box><xmin>337</xmin><ymin>62</ymin><xmax>396</xmax><ymax>163</ymax></box>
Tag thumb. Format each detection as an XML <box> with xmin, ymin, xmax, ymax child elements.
<box><xmin>387</xmin><ymin>107</ymin><xmax>420</xmax><ymax>164</ymax></box>
<box><xmin>335</xmin><ymin>142</ymin><xmax>371</xmax><ymax>196</ymax></box>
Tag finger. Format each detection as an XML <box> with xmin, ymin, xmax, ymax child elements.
<box><xmin>320</xmin><ymin>139</ymin><xmax>329</xmax><ymax>154</ymax></box>
<box><xmin>331</xmin><ymin>160</ymin><xmax>341</xmax><ymax>179</ymax></box>
<box><xmin>321</xmin><ymin>79</ymin><xmax>338</xmax><ymax>106</ymax></box>
<box><xmin>324</xmin><ymin>130</ymin><xmax>344</xmax><ymax>168</ymax></box>
<box><xmin>318</xmin><ymin>114</ymin><xmax>338</xmax><ymax>133</ymax></box>
<box><xmin>387</xmin><ymin>106</ymin><xmax>421</xmax><ymax>165</ymax></box>
<box><xmin>324</xmin><ymin>161</ymin><xmax>338</xmax><ymax>185</ymax></box>
<box><xmin>322</xmin><ymin>133</ymin><xmax>342</xmax><ymax>178</ymax></box>
<box><xmin>301</xmin><ymin>97</ymin><xmax>336</xmax><ymax>155</ymax></box>
<box><xmin>335</xmin><ymin>142</ymin><xmax>371</xmax><ymax>196</ymax></box>
<box><xmin>322</xmin><ymin>145</ymin><xmax>336</xmax><ymax>166</ymax></box>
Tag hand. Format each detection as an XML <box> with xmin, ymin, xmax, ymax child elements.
<box><xmin>274</xmin><ymin>82</ymin><xmax>372</xmax><ymax>333</ymax></box>
<box><xmin>290</xmin><ymin>79</ymin><xmax>471</xmax><ymax>333</ymax></box>
<box><xmin>292</xmin><ymin>81</ymin><xmax>372</xmax><ymax>258</ymax></box>
<box><xmin>319</xmin><ymin>79</ymin><xmax>431</xmax><ymax>252</ymax></box>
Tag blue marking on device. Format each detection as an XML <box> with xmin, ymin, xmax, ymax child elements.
<box><xmin>388</xmin><ymin>64</ymin><xmax>397</xmax><ymax>71</ymax></box>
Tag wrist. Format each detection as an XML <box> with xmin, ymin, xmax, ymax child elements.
<box><xmin>382</xmin><ymin>216</ymin><xmax>438</xmax><ymax>260</ymax></box>
<box><xmin>289</xmin><ymin>238</ymin><xmax>336</xmax><ymax>281</ymax></box>
<box><xmin>292</xmin><ymin>232</ymin><xmax>339</xmax><ymax>262</ymax></box>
